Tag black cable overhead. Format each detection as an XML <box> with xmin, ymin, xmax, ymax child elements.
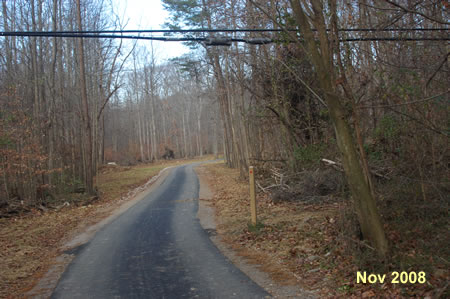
<box><xmin>1</xmin><ymin>28</ymin><xmax>447</xmax><ymax>34</ymax></box>
<box><xmin>0</xmin><ymin>28</ymin><xmax>449</xmax><ymax>45</ymax></box>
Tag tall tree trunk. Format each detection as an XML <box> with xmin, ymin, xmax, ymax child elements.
<box><xmin>76</xmin><ymin>0</ymin><xmax>94</xmax><ymax>194</ymax></box>
<box><xmin>201</xmin><ymin>0</ymin><xmax>234</xmax><ymax>167</ymax></box>
<box><xmin>197</xmin><ymin>97</ymin><xmax>203</xmax><ymax>157</ymax></box>
<box><xmin>182</xmin><ymin>113</ymin><xmax>188</xmax><ymax>158</ymax></box>
<box><xmin>209</xmin><ymin>51</ymin><xmax>234</xmax><ymax>167</ymax></box>
<box><xmin>145</xmin><ymin>117</ymin><xmax>151</xmax><ymax>161</ymax></box>
<box><xmin>47</xmin><ymin>0</ymin><xmax>58</xmax><ymax>186</ymax></box>
<box><xmin>150</xmin><ymin>97</ymin><xmax>158</xmax><ymax>160</ymax></box>
<box><xmin>137</xmin><ymin>105</ymin><xmax>145</xmax><ymax>162</ymax></box>
<box><xmin>30</xmin><ymin>0</ymin><xmax>40</xmax><ymax>126</ymax></box>
<box><xmin>2</xmin><ymin>1</ymin><xmax>12</xmax><ymax>79</ymax></box>
<box><xmin>289</xmin><ymin>0</ymin><xmax>388</xmax><ymax>257</ymax></box>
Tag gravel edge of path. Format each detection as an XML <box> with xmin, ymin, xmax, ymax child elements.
<box><xmin>195</xmin><ymin>165</ymin><xmax>316</xmax><ymax>299</ymax></box>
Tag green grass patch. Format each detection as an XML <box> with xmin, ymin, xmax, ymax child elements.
<box><xmin>247</xmin><ymin>221</ymin><xmax>265</xmax><ymax>234</ymax></box>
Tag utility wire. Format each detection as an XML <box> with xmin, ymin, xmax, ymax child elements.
<box><xmin>1</xmin><ymin>28</ymin><xmax>448</xmax><ymax>34</ymax></box>
<box><xmin>0</xmin><ymin>30</ymin><xmax>449</xmax><ymax>44</ymax></box>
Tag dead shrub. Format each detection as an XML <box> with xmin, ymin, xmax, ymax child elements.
<box><xmin>270</xmin><ymin>168</ymin><xmax>346</xmax><ymax>203</ymax></box>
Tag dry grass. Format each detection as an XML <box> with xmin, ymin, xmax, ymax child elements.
<box><xmin>97</xmin><ymin>164</ymin><xmax>166</xmax><ymax>201</ymax></box>
<box><xmin>0</xmin><ymin>156</ymin><xmax>214</xmax><ymax>298</ymax></box>
<box><xmin>97</xmin><ymin>156</ymin><xmax>214</xmax><ymax>201</ymax></box>
<box><xmin>0</xmin><ymin>206</ymin><xmax>95</xmax><ymax>297</ymax></box>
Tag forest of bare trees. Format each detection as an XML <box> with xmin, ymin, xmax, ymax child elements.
<box><xmin>1</xmin><ymin>0</ymin><xmax>128</xmax><ymax>203</ymax></box>
<box><xmin>1</xmin><ymin>0</ymin><xmax>448</xmax><ymax>259</ymax></box>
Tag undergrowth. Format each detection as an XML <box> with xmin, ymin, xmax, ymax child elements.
<box><xmin>201</xmin><ymin>161</ymin><xmax>449</xmax><ymax>298</ymax></box>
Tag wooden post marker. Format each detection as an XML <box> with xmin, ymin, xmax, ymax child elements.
<box><xmin>249</xmin><ymin>166</ymin><xmax>257</xmax><ymax>225</ymax></box>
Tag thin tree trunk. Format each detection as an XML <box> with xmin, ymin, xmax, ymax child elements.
<box><xmin>137</xmin><ymin>105</ymin><xmax>144</xmax><ymax>162</ymax></box>
<box><xmin>182</xmin><ymin>112</ymin><xmax>188</xmax><ymax>158</ymax></box>
<box><xmin>197</xmin><ymin>97</ymin><xmax>203</xmax><ymax>157</ymax></box>
<box><xmin>2</xmin><ymin>1</ymin><xmax>12</xmax><ymax>79</ymax></box>
<box><xmin>47</xmin><ymin>0</ymin><xmax>58</xmax><ymax>186</ymax></box>
<box><xmin>76</xmin><ymin>0</ymin><xmax>94</xmax><ymax>194</ymax></box>
<box><xmin>30</xmin><ymin>0</ymin><xmax>40</xmax><ymax>126</ymax></box>
<box><xmin>145</xmin><ymin>118</ymin><xmax>151</xmax><ymax>161</ymax></box>
<box><xmin>150</xmin><ymin>98</ymin><xmax>158</xmax><ymax>160</ymax></box>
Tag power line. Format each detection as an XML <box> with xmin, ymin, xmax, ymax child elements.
<box><xmin>0</xmin><ymin>30</ymin><xmax>449</xmax><ymax>45</ymax></box>
<box><xmin>1</xmin><ymin>28</ymin><xmax>447</xmax><ymax>34</ymax></box>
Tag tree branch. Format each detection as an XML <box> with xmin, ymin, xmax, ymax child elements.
<box><xmin>384</xmin><ymin>0</ymin><xmax>450</xmax><ymax>25</ymax></box>
<box><xmin>97</xmin><ymin>84</ymin><xmax>121</xmax><ymax>121</ymax></box>
<box><xmin>358</xmin><ymin>90</ymin><xmax>449</xmax><ymax>109</ymax></box>
<box><xmin>248</xmin><ymin>0</ymin><xmax>302</xmax><ymax>47</ymax></box>
<box><xmin>388</xmin><ymin>106</ymin><xmax>449</xmax><ymax>137</ymax></box>
<box><xmin>426</xmin><ymin>52</ymin><xmax>450</xmax><ymax>88</ymax></box>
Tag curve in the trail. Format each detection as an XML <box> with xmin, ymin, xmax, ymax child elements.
<box><xmin>51</xmin><ymin>164</ymin><xmax>270</xmax><ymax>299</ymax></box>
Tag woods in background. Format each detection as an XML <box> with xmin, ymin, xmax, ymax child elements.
<box><xmin>1</xmin><ymin>0</ymin><xmax>125</xmax><ymax>205</ymax></box>
<box><xmin>1</xmin><ymin>0</ymin><xmax>448</xmax><ymax>258</ymax></box>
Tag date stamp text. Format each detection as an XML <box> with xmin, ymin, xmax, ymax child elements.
<box><xmin>356</xmin><ymin>271</ymin><xmax>426</xmax><ymax>284</ymax></box>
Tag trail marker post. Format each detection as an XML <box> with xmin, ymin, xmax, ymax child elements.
<box><xmin>249</xmin><ymin>166</ymin><xmax>257</xmax><ymax>226</ymax></box>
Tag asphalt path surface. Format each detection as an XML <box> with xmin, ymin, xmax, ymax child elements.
<box><xmin>51</xmin><ymin>164</ymin><xmax>270</xmax><ymax>299</ymax></box>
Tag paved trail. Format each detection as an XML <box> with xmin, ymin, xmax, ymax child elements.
<box><xmin>51</xmin><ymin>164</ymin><xmax>269</xmax><ymax>299</ymax></box>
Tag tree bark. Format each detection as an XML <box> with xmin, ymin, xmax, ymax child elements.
<box><xmin>76</xmin><ymin>0</ymin><xmax>94</xmax><ymax>194</ymax></box>
<box><xmin>289</xmin><ymin>0</ymin><xmax>388</xmax><ymax>257</ymax></box>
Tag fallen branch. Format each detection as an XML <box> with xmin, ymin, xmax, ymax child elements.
<box><xmin>321</xmin><ymin>158</ymin><xmax>344</xmax><ymax>172</ymax></box>
<box><xmin>321</xmin><ymin>158</ymin><xmax>391</xmax><ymax>180</ymax></box>
<box><xmin>249</xmin><ymin>158</ymin><xmax>287</xmax><ymax>162</ymax></box>
<box><xmin>55</xmin><ymin>201</ymin><xmax>70</xmax><ymax>211</ymax></box>
<box><xmin>256</xmin><ymin>181</ymin><xmax>268</xmax><ymax>193</ymax></box>
<box><xmin>256</xmin><ymin>181</ymin><xmax>290</xmax><ymax>193</ymax></box>
<box><xmin>370</xmin><ymin>169</ymin><xmax>391</xmax><ymax>180</ymax></box>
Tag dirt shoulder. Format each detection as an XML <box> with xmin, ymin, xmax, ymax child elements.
<box><xmin>195</xmin><ymin>163</ymin><xmax>316</xmax><ymax>298</ymax></box>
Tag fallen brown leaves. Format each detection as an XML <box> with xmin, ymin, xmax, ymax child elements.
<box><xmin>0</xmin><ymin>206</ymin><xmax>97</xmax><ymax>297</ymax></box>
<box><xmin>0</xmin><ymin>157</ymin><xmax>213</xmax><ymax>298</ymax></box>
<box><xmin>198</xmin><ymin>162</ymin><xmax>446</xmax><ymax>298</ymax></box>
<box><xmin>197</xmin><ymin>163</ymin><xmax>338</xmax><ymax>296</ymax></box>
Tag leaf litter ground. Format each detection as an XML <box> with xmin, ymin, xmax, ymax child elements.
<box><xmin>1</xmin><ymin>158</ymin><xmax>446</xmax><ymax>298</ymax></box>
<box><xmin>0</xmin><ymin>157</ymin><xmax>212</xmax><ymax>298</ymax></box>
<box><xmin>196</xmin><ymin>162</ymin><xmax>447</xmax><ymax>298</ymax></box>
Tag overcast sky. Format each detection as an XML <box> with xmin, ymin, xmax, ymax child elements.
<box><xmin>113</xmin><ymin>0</ymin><xmax>189</xmax><ymax>60</ymax></box>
